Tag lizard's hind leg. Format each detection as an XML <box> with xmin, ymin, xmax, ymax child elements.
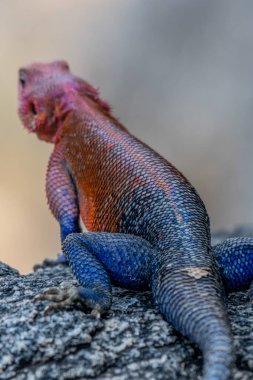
<box><xmin>213</xmin><ymin>237</ymin><xmax>253</xmax><ymax>297</ymax></box>
<box><xmin>35</xmin><ymin>232</ymin><xmax>155</xmax><ymax>315</ymax></box>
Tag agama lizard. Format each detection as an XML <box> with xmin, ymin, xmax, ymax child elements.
<box><xmin>18</xmin><ymin>61</ymin><xmax>253</xmax><ymax>380</ymax></box>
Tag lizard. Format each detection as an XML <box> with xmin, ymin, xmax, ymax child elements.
<box><xmin>18</xmin><ymin>60</ymin><xmax>253</xmax><ymax>380</ymax></box>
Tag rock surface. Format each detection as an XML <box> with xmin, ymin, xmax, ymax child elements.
<box><xmin>0</xmin><ymin>228</ymin><xmax>253</xmax><ymax>380</ymax></box>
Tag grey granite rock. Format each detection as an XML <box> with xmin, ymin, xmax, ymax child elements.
<box><xmin>0</xmin><ymin>228</ymin><xmax>253</xmax><ymax>380</ymax></box>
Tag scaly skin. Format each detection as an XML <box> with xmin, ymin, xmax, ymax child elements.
<box><xmin>18</xmin><ymin>61</ymin><xmax>253</xmax><ymax>380</ymax></box>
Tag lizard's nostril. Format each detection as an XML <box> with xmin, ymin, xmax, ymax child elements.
<box><xmin>19</xmin><ymin>69</ymin><xmax>27</xmax><ymax>88</ymax></box>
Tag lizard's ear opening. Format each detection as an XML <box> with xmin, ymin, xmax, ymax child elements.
<box><xmin>52</xmin><ymin>60</ymin><xmax>70</xmax><ymax>72</ymax></box>
<box><xmin>29</xmin><ymin>101</ymin><xmax>38</xmax><ymax>115</ymax></box>
<box><xmin>19</xmin><ymin>69</ymin><xmax>28</xmax><ymax>88</ymax></box>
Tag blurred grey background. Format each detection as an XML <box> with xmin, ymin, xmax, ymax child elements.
<box><xmin>1</xmin><ymin>0</ymin><xmax>253</xmax><ymax>273</ymax></box>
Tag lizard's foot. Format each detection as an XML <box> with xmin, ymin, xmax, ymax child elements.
<box><xmin>34</xmin><ymin>283</ymin><xmax>105</xmax><ymax>317</ymax></box>
<box><xmin>33</xmin><ymin>253</ymin><xmax>68</xmax><ymax>271</ymax></box>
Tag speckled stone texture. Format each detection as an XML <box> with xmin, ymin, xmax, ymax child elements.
<box><xmin>0</xmin><ymin>228</ymin><xmax>253</xmax><ymax>380</ymax></box>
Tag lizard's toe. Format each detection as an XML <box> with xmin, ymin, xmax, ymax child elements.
<box><xmin>34</xmin><ymin>283</ymin><xmax>107</xmax><ymax>316</ymax></box>
<box><xmin>34</xmin><ymin>283</ymin><xmax>81</xmax><ymax>314</ymax></box>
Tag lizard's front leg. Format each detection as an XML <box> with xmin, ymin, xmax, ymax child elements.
<box><xmin>36</xmin><ymin>143</ymin><xmax>81</xmax><ymax>268</ymax></box>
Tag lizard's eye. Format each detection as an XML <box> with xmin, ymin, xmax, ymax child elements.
<box><xmin>30</xmin><ymin>101</ymin><xmax>38</xmax><ymax>115</ymax></box>
<box><xmin>19</xmin><ymin>69</ymin><xmax>27</xmax><ymax>88</ymax></box>
<box><xmin>19</xmin><ymin>77</ymin><xmax>26</xmax><ymax>87</ymax></box>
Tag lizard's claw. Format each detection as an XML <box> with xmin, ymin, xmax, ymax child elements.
<box><xmin>34</xmin><ymin>283</ymin><xmax>101</xmax><ymax>318</ymax></box>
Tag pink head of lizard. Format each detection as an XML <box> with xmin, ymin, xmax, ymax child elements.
<box><xmin>18</xmin><ymin>60</ymin><xmax>110</xmax><ymax>143</ymax></box>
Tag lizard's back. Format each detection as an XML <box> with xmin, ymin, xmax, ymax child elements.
<box><xmin>61</xmin><ymin>100</ymin><xmax>210</xmax><ymax>255</ymax></box>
